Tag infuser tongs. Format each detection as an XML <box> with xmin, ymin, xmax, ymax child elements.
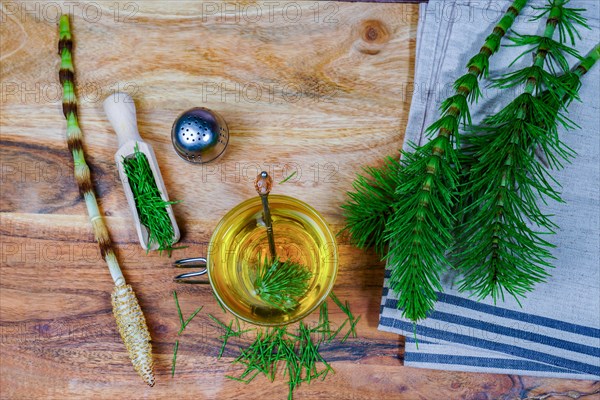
<box><xmin>173</xmin><ymin>257</ymin><xmax>207</xmax><ymax>284</ymax></box>
<box><xmin>173</xmin><ymin>171</ymin><xmax>275</xmax><ymax>285</ymax></box>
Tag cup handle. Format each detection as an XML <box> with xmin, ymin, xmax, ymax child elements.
<box><xmin>173</xmin><ymin>257</ymin><xmax>208</xmax><ymax>284</ymax></box>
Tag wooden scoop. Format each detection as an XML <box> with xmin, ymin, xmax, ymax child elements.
<box><xmin>103</xmin><ymin>92</ymin><xmax>180</xmax><ymax>250</ymax></box>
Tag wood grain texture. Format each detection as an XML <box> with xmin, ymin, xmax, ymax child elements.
<box><xmin>1</xmin><ymin>1</ymin><xmax>598</xmax><ymax>399</ymax></box>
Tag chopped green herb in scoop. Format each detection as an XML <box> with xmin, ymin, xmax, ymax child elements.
<box><xmin>122</xmin><ymin>145</ymin><xmax>180</xmax><ymax>255</ymax></box>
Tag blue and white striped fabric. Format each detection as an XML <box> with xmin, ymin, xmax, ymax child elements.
<box><xmin>378</xmin><ymin>0</ymin><xmax>600</xmax><ymax>379</ymax></box>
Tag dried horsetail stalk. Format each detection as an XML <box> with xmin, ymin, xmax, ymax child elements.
<box><xmin>58</xmin><ymin>15</ymin><xmax>154</xmax><ymax>386</ymax></box>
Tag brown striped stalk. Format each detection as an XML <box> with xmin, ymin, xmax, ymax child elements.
<box><xmin>58</xmin><ymin>14</ymin><xmax>154</xmax><ymax>387</ymax></box>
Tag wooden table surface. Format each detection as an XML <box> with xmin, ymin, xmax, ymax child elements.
<box><xmin>1</xmin><ymin>1</ymin><xmax>598</xmax><ymax>399</ymax></box>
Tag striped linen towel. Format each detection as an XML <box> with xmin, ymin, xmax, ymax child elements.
<box><xmin>378</xmin><ymin>0</ymin><xmax>600</xmax><ymax>379</ymax></box>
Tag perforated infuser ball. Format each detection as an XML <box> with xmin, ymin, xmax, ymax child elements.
<box><xmin>171</xmin><ymin>107</ymin><xmax>229</xmax><ymax>164</ymax></box>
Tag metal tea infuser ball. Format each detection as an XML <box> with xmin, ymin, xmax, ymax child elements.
<box><xmin>171</xmin><ymin>107</ymin><xmax>229</xmax><ymax>164</ymax></box>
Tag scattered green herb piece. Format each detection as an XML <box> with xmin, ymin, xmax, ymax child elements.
<box><xmin>122</xmin><ymin>144</ymin><xmax>180</xmax><ymax>256</ymax></box>
<box><xmin>329</xmin><ymin>292</ymin><xmax>360</xmax><ymax>341</ymax></box>
<box><xmin>225</xmin><ymin>372</ymin><xmax>260</xmax><ymax>384</ymax></box>
<box><xmin>328</xmin><ymin>320</ymin><xmax>348</xmax><ymax>343</ymax></box>
<box><xmin>219</xmin><ymin>320</ymin><xmax>234</xmax><ymax>358</ymax></box>
<box><xmin>349</xmin><ymin>315</ymin><xmax>361</xmax><ymax>337</ymax></box>
<box><xmin>170</xmin><ymin>245</ymin><xmax>190</xmax><ymax>251</ymax></box>
<box><xmin>233</xmin><ymin>327</ymin><xmax>287</xmax><ymax>382</ymax></box>
<box><xmin>213</xmin><ymin>294</ymin><xmax>358</xmax><ymax>399</ymax></box>
<box><xmin>208</xmin><ymin>313</ymin><xmax>230</xmax><ymax>330</ymax></box>
<box><xmin>179</xmin><ymin>306</ymin><xmax>203</xmax><ymax>335</ymax></box>
<box><xmin>251</xmin><ymin>255</ymin><xmax>312</xmax><ymax>312</ymax></box>
<box><xmin>173</xmin><ymin>290</ymin><xmax>203</xmax><ymax>334</ymax></box>
<box><xmin>297</xmin><ymin>322</ymin><xmax>333</xmax><ymax>383</ymax></box>
<box><xmin>328</xmin><ymin>293</ymin><xmax>344</xmax><ymax>313</ymax></box>
<box><xmin>171</xmin><ymin>290</ymin><xmax>204</xmax><ymax>377</ymax></box>
<box><xmin>341</xmin><ymin>315</ymin><xmax>361</xmax><ymax>344</ymax></box>
<box><xmin>279</xmin><ymin>171</ymin><xmax>297</xmax><ymax>184</ymax></box>
<box><xmin>223</xmin><ymin>318</ymin><xmax>337</xmax><ymax>399</ymax></box>
<box><xmin>173</xmin><ymin>290</ymin><xmax>184</xmax><ymax>328</ymax></box>
<box><xmin>209</xmin><ymin>314</ymin><xmax>253</xmax><ymax>359</ymax></box>
<box><xmin>317</xmin><ymin>301</ymin><xmax>331</xmax><ymax>341</ymax></box>
<box><xmin>171</xmin><ymin>339</ymin><xmax>179</xmax><ymax>377</ymax></box>
<box><xmin>211</xmin><ymin>291</ymin><xmax>227</xmax><ymax>313</ymax></box>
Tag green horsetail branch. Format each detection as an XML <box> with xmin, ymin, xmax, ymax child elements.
<box><xmin>341</xmin><ymin>0</ymin><xmax>528</xmax><ymax>324</ymax></box>
<box><xmin>571</xmin><ymin>43</ymin><xmax>600</xmax><ymax>80</ymax></box>
<box><xmin>528</xmin><ymin>43</ymin><xmax>600</xmax><ymax>171</ymax></box>
<box><xmin>536</xmin><ymin>42</ymin><xmax>600</xmax><ymax>145</ymax></box>
<box><xmin>251</xmin><ymin>255</ymin><xmax>312</xmax><ymax>312</ymax></box>
<box><xmin>384</xmin><ymin>0</ymin><xmax>528</xmax><ymax>323</ymax></box>
<box><xmin>58</xmin><ymin>15</ymin><xmax>155</xmax><ymax>386</ymax></box>
<box><xmin>342</xmin><ymin>0</ymin><xmax>529</xmax><ymax>261</ymax></box>
<box><xmin>455</xmin><ymin>0</ymin><xmax>590</xmax><ymax>303</ymax></box>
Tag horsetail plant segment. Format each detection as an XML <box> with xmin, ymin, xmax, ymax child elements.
<box><xmin>384</xmin><ymin>0</ymin><xmax>529</xmax><ymax>324</ymax></box>
<box><xmin>455</xmin><ymin>0</ymin><xmax>590</xmax><ymax>302</ymax></box>
<box><xmin>342</xmin><ymin>0</ymin><xmax>529</xmax><ymax>324</ymax></box>
<box><xmin>340</xmin><ymin>157</ymin><xmax>404</xmax><ymax>257</ymax></box>
<box><xmin>58</xmin><ymin>14</ymin><xmax>154</xmax><ymax>386</ymax></box>
<box><xmin>535</xmin><ymin>43</ymin><xmax>600</xmax><ymax>141</ymax></box>
<box><xmin>251</xmin><ymin>255</ymin><xmax>313</xmax><ymax>312</ymax></box>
